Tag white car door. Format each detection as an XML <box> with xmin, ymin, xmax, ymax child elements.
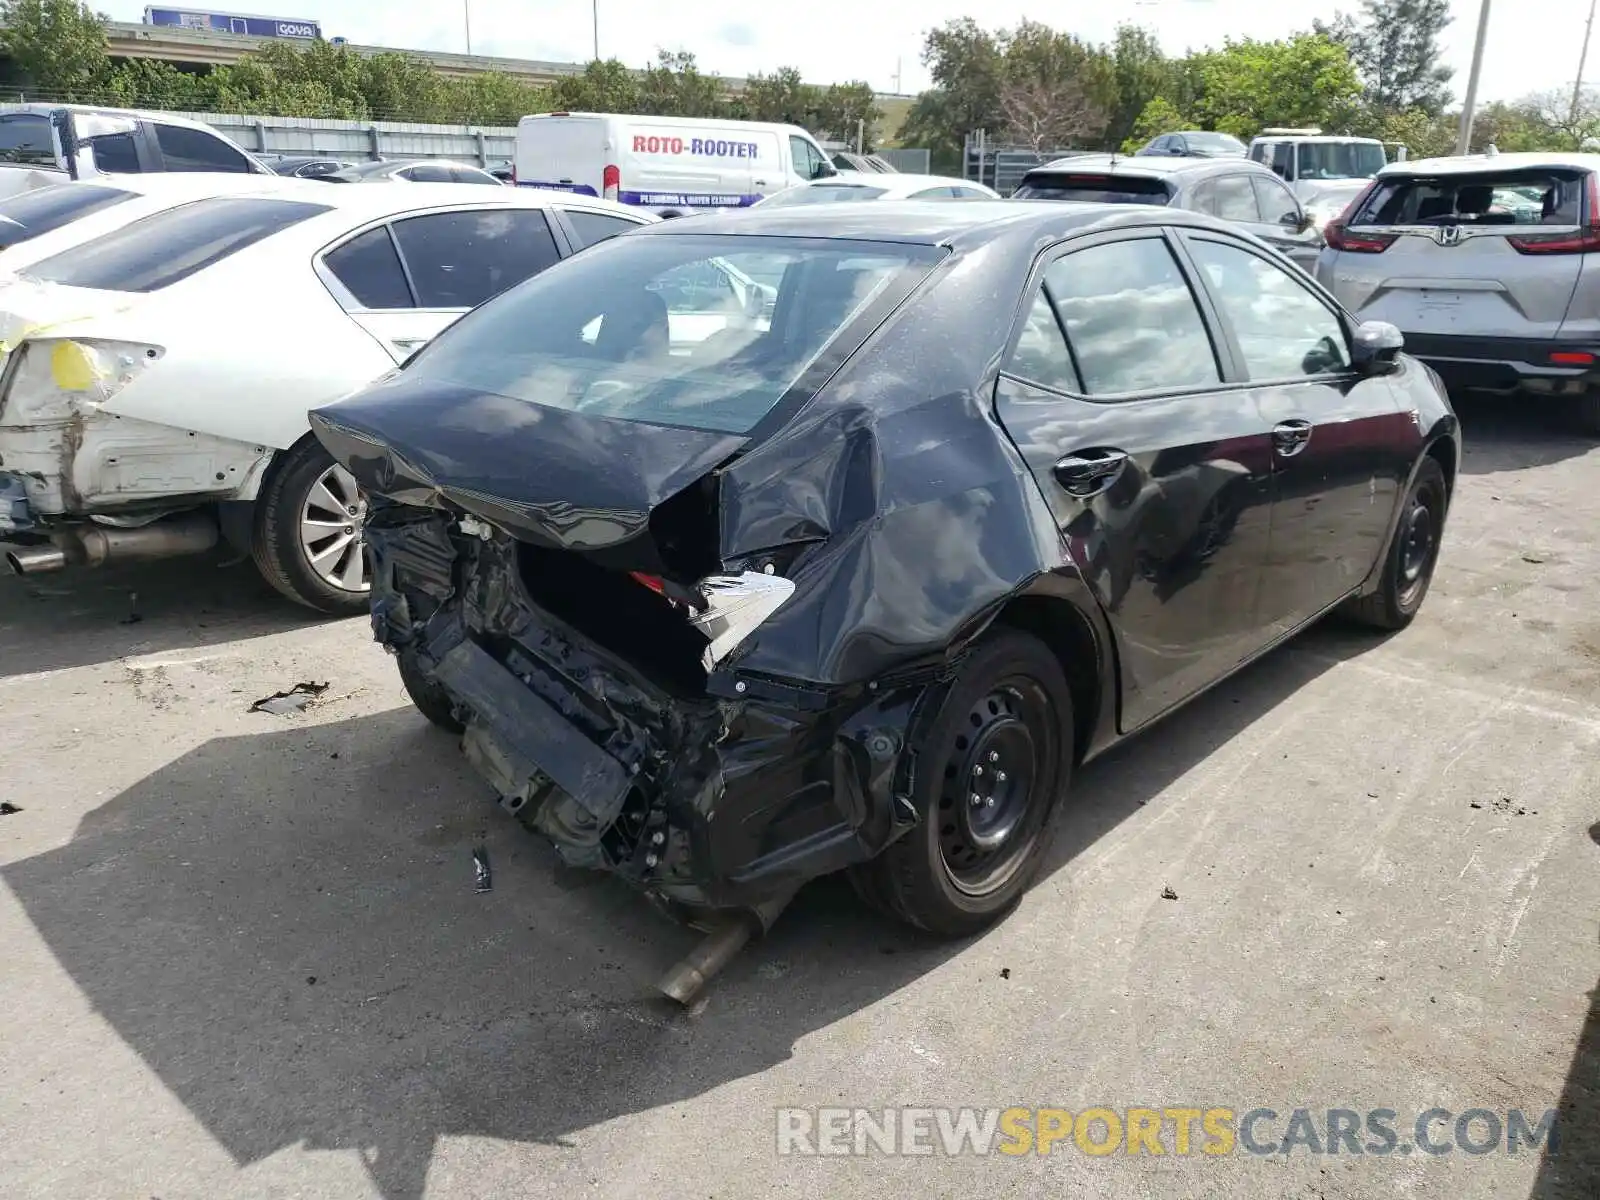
<box><xmin>319</xmin><ymin>206</ymin><xmax>565</xmax><ymax>362</ymax></box>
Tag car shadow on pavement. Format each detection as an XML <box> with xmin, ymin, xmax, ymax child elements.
<box><xmin>2</xmin><ymin>623</ymin><xmax>1366</xmax><ymax>1199</ymax></box>
<box><xmin>0</xmin><ymin>549</ymin><xmax>346</xmax><ymax>681</ymax></box>
<box><xmin>1452</xmin><ymin>394</ymin><xmax>1597</xmax><ymax>476</ymax></box>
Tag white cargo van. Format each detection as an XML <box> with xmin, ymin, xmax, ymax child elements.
<box><xmin>513</xmin><ymin>112</ymin><xmax>838</xmax><ymax>210</ymax></box>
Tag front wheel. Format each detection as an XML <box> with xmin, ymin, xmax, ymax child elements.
<box><xmin>252</xmin><ymin>439</ymin><xmax>371</xmax><ymax>615</ymax></box>
<box><xmin>853</xmin><ymin>629</ymin><xmax>1074</xmax><ymax>937</ymax></box>
<box><xmin>1341</xmin><ymin>457</ymin><xmax>1448</xmax><ymax>631</ymax></box>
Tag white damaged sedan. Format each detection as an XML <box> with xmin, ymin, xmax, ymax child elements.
<box><xmin>0</xmin><ymin>181</ymin><xmax>655</xmax><ymax>612</ymax></box>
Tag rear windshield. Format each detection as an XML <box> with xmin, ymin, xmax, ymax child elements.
<box><xmin>1352</xmin><ymin>169</ymin><xmax>1585</xmax><ymax>227</ymax></box>
<box><xmin>1188</xmin><ymin>132</ymin><xmax>1246</xmax><ymax>154</ymax></box>
<box><xmin>0</xmin><ymin>182</ymin><xmax>135</xmax><ymax>247</ymax></box>
<box><xmin>1297</xmin><ymin>141</ymin><xmax>1386</xmax><ymax>181</ymax></box>
<box><xmin>1012</xmin><ymin>173</ymin><xmax>1172</xmax><ymax>205</ymax></box>
<box><xmin>23</xmin><ymin>196</ymin><xmax>330</xmax><ymax>292</ymax></box>
<box><xmin>761</xmin><ymin>184</ymin><xmax>892</xmax><ymax>206</ymax></box>
<box><xmin>403</xmin><ymin>233</ymin><xmax>944</xmax><ymax>435</ymax></box>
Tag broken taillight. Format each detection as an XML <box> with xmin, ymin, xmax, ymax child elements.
<box><xmin>629</xmin><ymin>571</ymin><xmax>665</xmax><ymax>595</ymax></box>
<box><xmin>689</xmin><ymin>571</ymin><xmax>797</xmax><ymax>671</ymax></box>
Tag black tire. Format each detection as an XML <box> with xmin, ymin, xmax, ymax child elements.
<box><xmin>1342</xmin><ymin>457</ymin><xmax>1448</xmax><ymax>631</ymax></box>
<box><xmin>397</xmin><ymin>651</ymin><xmax>465</xmax><ymax>734</ymax></box>
<box><xmin>1575</xmin><ymin>392</ymin><xmax>1600</xmax><ymax>435</ymax></box>
<box><xmin>854</xmin><ymin>629</ymin><xmax>1074</xmax><ymax>937</ymax></box>
<box><xmin>252</xmin><ymin>438</ymin><xmax>371</xmax><ymax>615</ymax></box>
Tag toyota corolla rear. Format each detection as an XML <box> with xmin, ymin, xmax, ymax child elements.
<box><xmin>310</xmin><ymin>227</ymin><xmax>950</xmax><ymax>919</ymax></box>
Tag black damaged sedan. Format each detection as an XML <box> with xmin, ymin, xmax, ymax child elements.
<box><xmin>311</xmin><ymin>201</ymin><xmax>1459</xmax><ymax>951</ymax></box>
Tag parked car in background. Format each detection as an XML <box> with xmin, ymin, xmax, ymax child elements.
<box><xmin>1316</xmin><ymin>151</ymin><xmax>1600</xmax><ymax>432</ymax></box>
<box><xmin>0</xmin><ymin>183</ymin><xmax>657</xmax><ymax>612</ymax></box>
<box><xmin>755</xmin><ymin>172</ymin><xmax>999</xmax><ymax>206</ymax></box>
<box><xmin>326</xmin><ymin>159</ymin><xmax>505</xmax><ymax>185</ymax></box>
<box><xmin>307</xmin><ymin>199</ymin><xmax>1457</xmax><ymax>951</ymax></box>
<box><xmin>1247</xmin><ymin>128</ymin><xmax>1390</xmax><ymax>202</ymax></box>
<box><xmin>514</xmin><ymin>111</ymin><xmax>837</xmax><ymax>211</ymax></box>
<box><xmin>0</xmin><ymin>172</ymin><xmax>315</xmax><ymax>263</ymax></box>
<box><xmin>265</xmin><ymin>154</ymin><xmax>355</xmax><ymax>179</ymax></box>
<box><xmin>1013</xmin><ymin>154</ymin><xmax>1323</xmax><ymax>271</ymax></box>
<box><xmin>829</xmin><ymin>151</ymin><xmax>898</xmax><ymax>173</ymax></box>
<box><xmin>487</xmin><ymin>160</ymin><xmax>515</xmax><ymax>182</ymax></box>
<box><xmin>1136</xmin><ymin>130</ymin><xmax>1247</xmax><ymax>158</ymax></box>
<box><xmin>0</xmin><ymin>103</ymin><xmax>269</xmax><ymax>198</ymax></box>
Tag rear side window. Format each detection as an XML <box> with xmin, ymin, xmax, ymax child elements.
<box><xmin>1006</xmin><ymin>291</ymin><xmax>1081</xmax><ymax>393</ymax></box>
<box><xmin>323</xmin><ymin>226</ymin><xmax>413</xmax><ymax>309</ymax></box>
<box><xmin>389</xmin><ymin>208</ymin><xmax>561</xmax><ymax>308</ymax></box>
<box><xmin>405</xmin><ymin>163</ymin><xmax>453</xmax><ymax>183</ymax></box>
<box><xmin>1197</xmin><ymin>175</ymin><xmax>1259</xmax><ymax>221</ymax></box>
<box><xmin>1045</xmin><ymin>238</ymin><xmax>1219</xmax><ymax>395</ymax></box>
<box><xmin>1252</xmin><ymin>175</ymin><xmax>1301</xmax><ymax>224</ymax></box>
<box><xmin>24</xmin><ymin>197</ymin><xmax>330</xmax><ymax>292</ymax></box>
<box><xmin>155</xmin><ymin>123</ymin><xmax>251</xmax><ymax>172</ymax></box>
<box><xmin>0</xmin><ymin>183</ymin><xmax>134</xmax><ymax>246</ymax></box>
<box><xmin>1013</xmin><ymin>173</ymin><xmax>1172</xmax><ymax>205</ymax></box>
<box><xmin>89</xmin><ymin>133</ymin><xmax>139</xmax><ymax>173</ymax></box>
<box><xmin>1353</xmin><ymin>170</ymin><xmax>1585</xmax><ymax>226</ymax></box>
<box><xmin>0</xmin><ymin>114</ymin><xmax>55</xmax><ymax>166</ymax></box>
<box><xmin>449</xmin><ymin>166</ymin><xmax>500</xmax><ymax>185</ymax></box>
<box><xmin>1188</xmin><ymin>238</ymin><xmax>1349</xmax><ymax>379</ymax></box>
<box><xmin>564</xmin><ymin>209</ymin><xmax>644</xmax><ymax>247</ymax></box>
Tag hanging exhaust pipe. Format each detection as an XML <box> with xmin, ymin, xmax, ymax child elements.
<box><xmin>656</xmin><ymin>887</ymin><xmax>798</xmax><ymax>1006</ymax></box>
<box><xmin>4</xmin><ymin>512</ymin><xmax>219</xmax><ymax>576</ymax></box>
<box><xmin>5</xmin><ymin>544</ymin><xmax>67</xmax><ymax>574</ymax></box>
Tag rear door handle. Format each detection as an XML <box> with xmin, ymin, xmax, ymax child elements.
<box><xmin>1273</xmin><ymin>419</ymin><xmax>1313</xmax><ymax>457</ymax></box>
<box><xmin>1053</xmin><ymin>448</ymin><xmax>1129</xmax><ymax>497</ymax></box>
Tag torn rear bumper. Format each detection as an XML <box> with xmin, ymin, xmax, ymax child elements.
<box><xmin>370</xmin><ymin>506</ymin><xmax>935</xmax><ymax>913</ymax></box>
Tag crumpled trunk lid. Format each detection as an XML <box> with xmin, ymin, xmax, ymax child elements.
<box><xmin>310</xmin><ymin>377</ymin><xmax>747</xmax><ymax>573</ymax></box>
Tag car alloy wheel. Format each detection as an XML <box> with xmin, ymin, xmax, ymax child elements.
<box><xmin>298</xmin><ymin>462</ymin><xmax>369</xmax><ymax>594</ymax></box>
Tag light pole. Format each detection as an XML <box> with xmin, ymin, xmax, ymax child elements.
<box><xmin>1573</xmin><ymin>0</ymin><xmax>1598</xmax><ymax>127</ymax></box>
<box><xmin>463</xmin><ymin>0</ymin><xmax>472</xmax><ymax>54</ymax></box>
<box><xmin>1455</xmin><ymin>0</ymin><xmax>1492</xmax><ymax>155</ymax></box>
<box><xmin>592</xmin><ymin>0</ymin><xmax>599</xmax><ymax>60</ymax></box>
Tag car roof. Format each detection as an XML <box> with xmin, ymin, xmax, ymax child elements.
<box><xmin>52</xmin><ymin>172</ymin><xmax>321</xmax><ymax>199</ymax></box>
<box><xmin>1379</xmin><ymin>151</ymin><xmax>1600</xmax><ymax>177</ymax></box>
<box><xmin>639</xmin><ymin>198</ymin><xmax>1234</xmax><ymax>247</ymax></box>
<box><xmin>200</xmin><ymin>179</ymin><xmax>655</xmax><ymax>223</ymax></box>
<box><xmin>1253</xmin><ymin>134</ymin><xmax>1384</xmax><ymax>144</ymax></box>
<box><xmin>1025</xmin><ymin>153</ymin><xmax>1271</xmax><ymax>179</ymax></box>
<box><xmin>807</xmin><ymin>172</ymin><xmax>991</xmax><ymax>191</ymax></box>
<box><xmin>0</xmin><ymin>102</ymin><xmax>224</xmax><ymax>136</ymax></box>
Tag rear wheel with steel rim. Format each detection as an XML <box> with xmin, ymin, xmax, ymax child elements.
<box><xmin>855</xmin><ymin>629</ymin><xmax>1073</xmax><ymax>936</ymax></box>
<box><xmin>252</xmin><ymin>437</ymin><xmax>372</xmax><ymax>615</ymax></box>
<box><xmin>1342</xmin><ymin>456</ymin><xmax>1448</xmax><ymax>631</ymax></box>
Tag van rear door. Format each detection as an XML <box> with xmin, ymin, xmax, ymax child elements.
<box><xmin>1329</xmin><ymin>167</ymin><xmax>1590</xmax><ymax>343</ymax></box>
<box><xmin>516</xmin><ymin>115</ymin><xmax>609</xmax><ymax>197</ymax></box>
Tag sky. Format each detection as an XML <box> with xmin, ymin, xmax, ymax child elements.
<box><xmin>106</xmin><ymin>0</ymin><xmax>1593</xmax><ymax>105</ymax></box>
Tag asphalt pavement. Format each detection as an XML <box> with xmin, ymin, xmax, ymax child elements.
<box><xmin>0</xmin><ymin>398</ymin><xmax>1595</xmax><ymax>1199</ymax></box>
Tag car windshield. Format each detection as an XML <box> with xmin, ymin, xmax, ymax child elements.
<box><xmin>22</xmin><ymin>196</ymin><xmax>331</xmax><ymax>292</ymax></box>
<box><xmin>1296</xmin><ymin>141</ymin><xmax>1387</xmax><ymax>181</ymax></box>
<box><xmin>1352</xmin><ymin>169</ymin><xmax>1585</xmax><ymax>227</ymax></box>
<box><xmin>760</xmin><ymin>184</ymin><xmax>892</xmax><ymax>206</ymax></box>
<box><xmin>1012</xmin><ymin>173</ymin><xmax>1172</xmax><ymax>205</ymax></box>
<box><xmin>1188</xmin><ymin>132</ymin><xmax>1246</xmax><ymax>154</ymax></box>
<box><xmin>0</xmin><ymin>182</ymin><xmax>135</xmax><ymax>246</ymax></box>
<box><xmin>402</xmin><ymin>233</ymin><xmax>944</xmax><ymax>435</ymax></box>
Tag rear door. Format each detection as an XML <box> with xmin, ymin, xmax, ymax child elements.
<box><xmin>517</xmin><ymin>116</ymin><xmax>608</xmax><ymax>197</ymax></box>
<box><xmin>1328</xmin><ymin>167</ymin><xmax>1590</xmax><ymax>346</ymax></box>
<box><xmin>1177</xmin><ymin>230</ymin><xmax>1418</xmax><ymax>630</ymax></box>
<box><xmin>321</xmin><ymin>207</ymin><xmax>564</xmax><ymax>361</ymax></box>
<box><xmin>992</xmin><ymin>229</ymin><xmax>1279</xmax><ymax>731</ymax></box>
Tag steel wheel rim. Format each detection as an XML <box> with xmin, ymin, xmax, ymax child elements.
<box><xmin>299</xmin><ymin>463</ymin><xmax>370</xmax><ymax>593</ymax></box>
<box><xmin>936</xmin><ymin>678</ymin><xmax>1056</xmax><ymax>898</ymax></box>
<box><xmin>1399</xmin><ymin>497</ymin><xmax>1435</xmax><ymax>588</ymax></box>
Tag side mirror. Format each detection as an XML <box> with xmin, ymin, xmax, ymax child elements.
<box><xmin>1282</xmin><ymin>210</ymin><xmax>1314</xmax><ymax>233</ymax></box>
<box><xmin>1351</xmin><ymin>320</ymin><xmax>1404</xmax><ymax>372</ymax></box>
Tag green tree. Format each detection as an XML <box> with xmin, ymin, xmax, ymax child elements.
<box><xmin>900</xmin><ymin>18</ymin><xmax>1005</xmax><ymax>163</ymax></box>
<box><xmin>812</xmin><ymin>81</ymin><xmax>881</xmax><ymax>148</ymax></box>
<box><xmin>1106</xmin><ymin>25</ymin><xmax>1168</xmax><ymax>150</ymax></box>
<box><xmin>1120</xmin><ymin>95</ymin><xmax>1187</xmax><ymax>153</ymax></box>
<box><xmin>357</xmin><ymin>50</ymin><xmax>448</xmax><ymax>121</ymax></box>
<box><xmin>741</xmin><ymin>67</ymin><xmax>811</xmax><ymax>124</ymax></box>
<box><xmin>0</xmin><ymin>0</ymin><xmax>111</xmax><ymax>101</ymax></box>
<box><xmin>103</xmin><ymin>58</ymin><xmax>211</xmax><ymax>110</ymax></box>
<box><xmin>549</xmin><ymin>58</ymin><xmax>639</xmax><ymax>112</ymax></box>
<box><xmin>636</xmin><ymin>50</ymin><xmax>722</xmax><ymax>117</ymax></box>
<box><xmin>1189</xmin><ymin>33</ymin><xmax>1362</xmax><ymax>139</ymax></box>
<box><xmin>1318</xmin><ymin>0</ymin><xmax>1453</xmax><ymax>117</ymax></box>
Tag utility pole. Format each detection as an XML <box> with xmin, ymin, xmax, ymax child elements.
<box><xmin>463</xmin><ymin>0</ymin><xmax>472</xmax><ymax>54</ymax></box>
<box><xmin>592</xmin><ymin>0</ymin><xmax>600</xmax><ymax>60</ymax></box>
<box><xmin>1573</xmin><ymin>0</ymin><xmax>1598</xmax><ymax>126</ymax></box>
<box><xmin>1455</xmin><ymin>0</ymin><xmax>1493</xmax><ymax>155</ymax></box>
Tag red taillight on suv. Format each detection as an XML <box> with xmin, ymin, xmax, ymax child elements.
<box><xmin>1508</xmin><ymin>172</ymin><xmax>1600</xmax><ymax>254</ymax></box>
<box><xmin>602</xmin><ymin>163</ymin><xmax>620</xmax><ymax>201</ymax></box>
<box><xmin>1323</xmin><ymin>180</ymin><xmax>1395</xmax><ymax>253</ymax></box>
